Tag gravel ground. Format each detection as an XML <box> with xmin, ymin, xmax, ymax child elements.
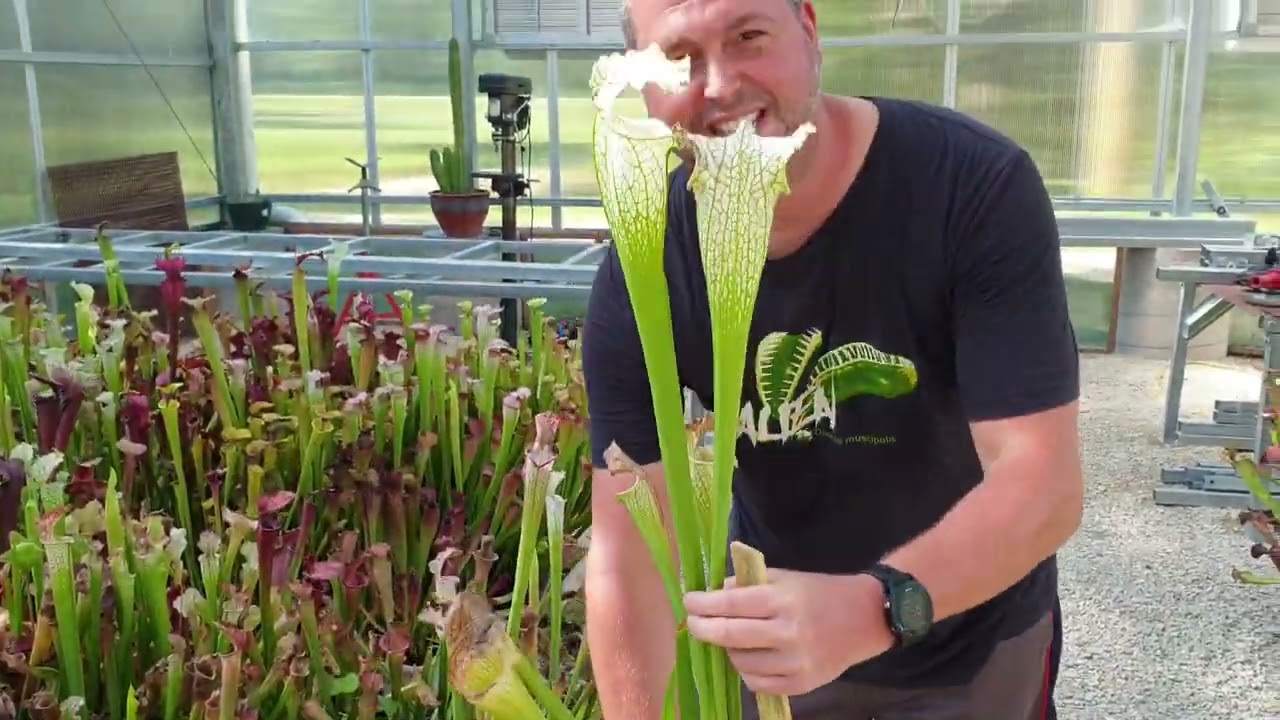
<box><xmin>1056</xmin><ymin>353</ymin><xmax>1278</xmax><ymax>720</ymax></box>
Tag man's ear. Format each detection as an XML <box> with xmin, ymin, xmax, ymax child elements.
<box><xmin>798</xmin><ymin>0</ymin><xmax>819</xmax><ymax>45</ymax></box>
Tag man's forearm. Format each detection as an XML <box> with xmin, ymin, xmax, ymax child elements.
<box><xmin>881</xmin><ymin>443</ymin><xmax>1083</xmax><ymax>622</ymax></box>
<box><xmin>585</xmin><ymin>556</ymin><xmax>678</xmax><ymax>720</ymax></box>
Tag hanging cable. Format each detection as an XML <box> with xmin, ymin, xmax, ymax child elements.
<box><xmin>99</xmin><ymin>0</ymin><xmax>219</xmax><ymax>185</ymax></box>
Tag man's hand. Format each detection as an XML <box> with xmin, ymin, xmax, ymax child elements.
<box><xmin>683</xmin><ymin>569</ymin><xmax>894</xmax><ymax>696</ymax></box>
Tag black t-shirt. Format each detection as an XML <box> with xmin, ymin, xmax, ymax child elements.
<box><xmin>581</xmin><ymin>96</ymin><xmax>1080</xmax><ymax>688</ymax></box>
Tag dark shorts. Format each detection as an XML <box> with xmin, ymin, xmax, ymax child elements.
<box><xmin>741</xmin><ymin>609</ymin><xmax>1056</xmax><ymax>720</ymax></box>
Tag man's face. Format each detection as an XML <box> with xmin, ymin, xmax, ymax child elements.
<box><xmin>626</xmin><ymin>0</ymin><xmax>822</xmax><ymax>139</ymax></box>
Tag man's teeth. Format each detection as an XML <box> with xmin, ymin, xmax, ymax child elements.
<box><xmin>711</xmin><ymin>111</ymin><xmax>763</xmax><ymax>134</ymax></box>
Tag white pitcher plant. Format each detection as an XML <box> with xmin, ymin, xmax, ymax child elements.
<box><xmin>590</xmin><ymin>42</ymin><xmax>814</xmax><ymax>720</ymax></box>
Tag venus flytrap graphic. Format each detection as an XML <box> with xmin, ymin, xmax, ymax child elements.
<box><xmin>742</xmin><ymin>331</ymin><xmax>920</xmax><ymax>445</ymax></box>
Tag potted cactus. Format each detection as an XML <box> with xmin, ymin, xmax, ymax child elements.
<box><xmin>430</xmin><ymin>37</ymin><xmax>491</xmax><ymax>238</ymax></box>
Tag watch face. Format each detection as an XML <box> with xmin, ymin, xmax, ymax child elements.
<box><xmin>895</xmin><ymin>585</ymin><xmax>933</xmax><ymax>634</ymax></box>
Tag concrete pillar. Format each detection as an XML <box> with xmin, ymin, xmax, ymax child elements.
<box><xmin>1114</xmin><ymin>247</ymin><xmax>1230</xmax><ymax>360</ymax></box>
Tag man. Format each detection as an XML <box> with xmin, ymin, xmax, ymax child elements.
<box><xmin>580</xmin><ymin>0</ymin><xmax>1084</xmax><ymax>718</ymax></box>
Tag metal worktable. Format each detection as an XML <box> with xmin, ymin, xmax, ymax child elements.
<box><xmin>1156</xmin><ymin>240</ymin><xmax>1280</xmax><ymax>509</ymax></box>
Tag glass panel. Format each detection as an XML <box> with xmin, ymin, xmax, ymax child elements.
<box><xmin>1061</xmin><ymin>248</ymin><xmax>1116</xmax><ymax>351</ymax></box>
<box><xmin>268</xmin><ymin>201</ymin><xmax>368</xmax><ymax>224</ymax></box>
<box><xmin>555</xmin><ymin>52</ymin><xmax>613</xmax><ymax>217</ymax></box>
<box><xmin>371</xmin><ymin>0</ymin><xmax>453</xmax><ymax>40</ymax></box>
<box><xmin>250</xmin><ymin>52</ymin><xmax>366</xmax><ymax>193</ymax></box>
<box><xmin>956</xmin><ymin>42</ymin><xmax>1166</xmax><ymax>198</ymax></box>
<box><xmin>821</xmin><ymin>46</ymin><xmax>945</xmax><ymax>104</ymax></box>
<box><xmin>188</xmin><ymin>204</ymin><xmax>222</xmax><ymax>229</ymax></box>
<box><xmin>36</xmin><ymin>65</ymin><xmax>218</xmax><ymax>198</ymax></box>
<box><xmin>1</xmin><ymin>0</ymin><xmax>19</xmax><ymax>50</ymax></box>
<box><xmin>372</xmin><ymin>49</ymin><xmax>451</xmax><ymax>192</ymax></box>
<box><xmin>0</xmin><ymin>66</ymin><xmax>37</xmax><ymax>227</ymax></box>
<box><xmin>247</xmin><ymin>0</ymin><xmax>360</xmax><ymax>41</ymax></box>
<box><xmin>30</xmin><ymin>0</ymin><xmax>207</xmax><ymax>56</ymax></box>
<box><xmin>1152</xmin><ymin>47</ymin><xmax>1182</xmax><ymax>201</ymax></box>
<box><xmin>1197</xmin><ymin>48</ymin><xmax>1280</xmax><ymax>216</ymax></box>
<box><xmin>819</xmin><ymin>0</ymin><xmax>946</xmax><ymax>36</ymax></box>
<box><xmin>1200</xmin><ymin>45</ymin><xmax>1280</xmax><ymax>360</ymax></box>
<box><xmin>960</xmin><ymin>0</ymin><xmax>1172</xmax><ymax>34</ymax></box>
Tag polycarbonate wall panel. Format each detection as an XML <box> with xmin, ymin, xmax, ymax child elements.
<box><xmin>956</xmin><ymin>41</ymin><xmax>1168</xmax><ymax>199</ymax></box>
<box><xmin>554</xmin><ymin>52</ymin><xmax>623</xmax><ymax>228</ymax></box>
<box><xmin>249</xmin><ymin>52</ymin><xmax>367</xmax><ymax>194</ymax></box>
<box><xmin>0</xmin><ymin>66</ymin><xmax>37</xmax><ymax>227</ymax></box>
<box><xmin>370</xmin><ymin>0</ymin><xmax>453</xmax><ymax>40</ymax></box>
<box><xmin>247</xmin><ymin>0</ymin><xmax>451</xmax><ymax>43</ymax></box>
<box><xmin>819</xmin><ymin>0</ymin><xmax>947</xmax><ymax>36</ymax></box>
<box><xmin>959</xmin><ymin>0</ymin><xmax>1172</xmax><ymax>34</ymax></box>
<box><xmin>1</xmin><ymin>1</ymin><xmax>19</xmax><ymax>49</ymax></box>
<box><xmin>821</xmin><ymin>47</ymin><xmax>947</xmax><ymax>104</ymax></box>
<box><xmin>373</xmin><ymin>50</ymin><xmax>453</xmax><ymax>194</ymax></box>
<box><xmin>1198</xmin><ymin>48</ymin><xmax>1280</xmax><ymax>231</ymax></box>
<box><xmin>248</xmin><ymin>0</ymin><xmax>361</xmax><ymax>41</ymax></box>
<box><xmin>28</xmin><ymin>0</ymin><xmax>208</xmax><ymax>57</ymax></box>
<box><xmin>35</xmin><ymin>65</ymin><xmax>219</xmax><ymax>199</ymax></box>
<box><xmin>1199</xmin><ymin>48</ymin><xmax>1280</xmax><ymax>350</ymax></box>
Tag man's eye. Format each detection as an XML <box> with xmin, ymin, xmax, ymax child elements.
<box><xmin>739</xmin><ymin>30</ymin><xmax>765</xmax><ymax>41</ymax></box>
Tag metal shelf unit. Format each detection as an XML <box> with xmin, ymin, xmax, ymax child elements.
<box><xmin>1156</xmin><ymin>240</ymin><xmax>1280</xmax><ymax>510</ymax></box>
<box><xmin>0</xmin><ymin>226</ymin><xmax>607</xmax><ymax>302</ymax></box>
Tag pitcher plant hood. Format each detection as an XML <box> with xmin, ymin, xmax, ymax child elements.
<box><xmin>590</xmin><ymin>44</ymin><xmax>690</xmax><ymax>271</ymax></box>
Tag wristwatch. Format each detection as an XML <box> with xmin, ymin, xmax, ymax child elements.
<box><xmin>863</xmin><ymin>563</ymin><xmax>934</xmax><ymax>648</ymax></box>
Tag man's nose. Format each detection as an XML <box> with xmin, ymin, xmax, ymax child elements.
<box><xmin>702</xmin><ymin>58</ymin><xmax>740</xmax><ymax>101</ymax></box>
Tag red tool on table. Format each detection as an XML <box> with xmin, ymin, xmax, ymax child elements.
<box><xmin>1239</xmin><ymin>255</ymin><xmax>1280</xmax><ymax>307</ymax></box>
<box><xmin>1244</xmin><ymin>268</ymin><xmax>1280</xmax><ymax>292</ymax></box>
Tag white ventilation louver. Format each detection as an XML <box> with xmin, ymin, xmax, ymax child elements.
<box><xmin>488</xmin><ymin>0</ymin><xmax>625</xmax><ymax>41</ymax></box>
<box><xmin>1241</xmin><ymin>0</ymin><xmax>1280</xmax><ymax>36</ymax></box>
<box><xmin>587</xmin><ymin>0</ymin><xmax>624</xmax><ymax>36</ymax></box>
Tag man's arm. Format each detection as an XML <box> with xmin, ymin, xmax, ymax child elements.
<box><xmin>880</xmin><ymin>403</ymin><xmax>1082</xmax><ymax>622</ymax></box>
<box><xmin>876</xmin><ymin>148</ymin><xmax>1084</xmax><ymax>623</ymax></box>
<box><xmin>580</xmin><ymin>246</ymin><xmax>681</xmax><ymax>720</ymax></box>
<box><xmin>585</xmin><ymin>461</ymin><xmax>679</xmax><ymax>720</ymax></box>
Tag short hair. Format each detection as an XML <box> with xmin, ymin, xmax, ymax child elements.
<box><xmin>620</xmin><ymin>0</ymin><xmax>804</xmax><ymax>49</ymax></box>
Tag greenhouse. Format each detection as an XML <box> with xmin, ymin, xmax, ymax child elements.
<box><xmin>0</xmin><ymin>0</ymin><xmax>1277</xmax><ymax>718</ymax></box>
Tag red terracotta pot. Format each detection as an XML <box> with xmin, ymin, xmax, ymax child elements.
<box><xmin>430</xmin><ymin>190</ymin><xmax>491</xmax><ymax>238</ymax></box>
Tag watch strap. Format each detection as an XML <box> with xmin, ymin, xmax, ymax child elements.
<box><xmin>863</xmin><ymin>563</ymin><xmax>931</xmax><ymax>647</ymax></box>
<box><xmin>866</xmin><ymin>562</ymin><xmax>920</xmax><ymax>592</ymax></box>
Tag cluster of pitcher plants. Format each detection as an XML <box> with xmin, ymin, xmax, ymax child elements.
<box><xmin>0</xmin><ymin>231</ymin><xmax>600</xmax><ymax>720</ymax></box>
<box><xmin>1226</xmin><ymin>449</ymin><xmax>1280</xmax><ymax>586</ymax></box>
